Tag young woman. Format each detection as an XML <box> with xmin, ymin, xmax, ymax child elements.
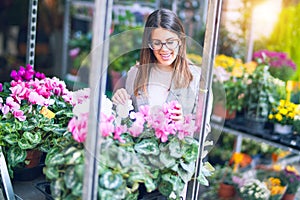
<box><xmin>112</xmin><ymin>9</ymin><xmax>213</xmax><ymax>199</ymax></box>
<box><xmin>112</xmin><ymin>9</ymin><xmax>210</xmax><ymax>121</ymax></box>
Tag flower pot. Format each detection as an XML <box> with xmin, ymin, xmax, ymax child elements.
<box><xmin>25</xmin><ymin>150</ymin><xmax>43</xmax><ymax>168</ymax></box>
<box><xmin>274</xmin><ymin>123</ymin><xmax>293</xmax><ymax>134</ymax></box>
<box><xmin>218</xmin><ymin>183</ymin><xmax>236</xmax><ymax>198</ymax></box>
<box><xmin>282</xmin><ymin>193</ymin><xmax>295</xmax><ymax>200</ymax></box>
<box><xmin>213</xmin><ymin>103</ymin><xmax>236</xmax><ymax>120</ymax></box>
<box><xmin>244</xmin><ymin>116</ymin><xmax>266</xmax><ymax>134</ymax></box>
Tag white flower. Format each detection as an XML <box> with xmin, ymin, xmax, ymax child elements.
<box><xmin>101</xmin><ymin>95</ymin><xmax>113</xmax><ymax>116</ymax></box>
<box><xmin>72</xmin><ymin>93</ymin><xmax>113</xmax><ymax>117</ymax></box>
<box><xmin>116</xmin><ymin>99</ymin><xmax>133</xmax><ymax>118</ymax></box>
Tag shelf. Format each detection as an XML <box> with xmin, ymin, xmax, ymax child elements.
<box><xmin>211</xmin><ymin>118</ymin><xmax>300</xmax><ymax>155</ymax></box>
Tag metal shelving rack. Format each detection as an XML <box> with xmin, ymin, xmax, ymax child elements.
<box><xmin>212</xmin><ymin>122</ymin><xmax>300</xmax><ymax>155</ymax></box>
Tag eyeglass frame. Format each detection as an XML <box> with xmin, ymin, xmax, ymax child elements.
<box><xmin>148</xmin><ymin>38</ymin><xmax>181</xmax><ymax>51</ymax></box>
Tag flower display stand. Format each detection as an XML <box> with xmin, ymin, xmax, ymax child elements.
<box><xmin>274</xmin><ymin>123</ymin><xmax>293</xmax><ymax>135</ymax></box>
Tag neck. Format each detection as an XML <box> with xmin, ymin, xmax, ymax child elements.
<box><xmin>156</xmin><ymin>64</ymin><xmax>174</xmax><ymax>72</ymax></box>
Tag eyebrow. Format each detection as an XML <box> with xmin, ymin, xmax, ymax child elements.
<box><xmin>151</xmin><ymin>37</ymin><xmax>178</xmax><ymax>41</ymax></box>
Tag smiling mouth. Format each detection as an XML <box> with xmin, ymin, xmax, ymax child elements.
<box><xmin>160</xmin><ymin>53</ymin><xmax>172</xmax><ymax>60</ymax></box>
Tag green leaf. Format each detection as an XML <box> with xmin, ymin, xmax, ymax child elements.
<box><xmin>144</xmin><ymin>176</ymin><xmax>157</xmax><ymax>193</ymax></box>
<box><xmin>159</xmin><ymin>151</ymin><xmax>176</xmax><ymax>168</ymax></box>
<box><xmin>7</xmin><ymin>147</ymin><xmax>26</xmax><ymax>167</ymax></box>
<box><xmin>44</xmin><ymin>166</ymin><xmax>59</xmax><ymax>179</ymax></box>
<box><xmin>169</xmin><ymin>138</ymin><xmax>183</xmax><ymax>158</ymax></box>
<box><xmin>147</xmin><ymin>155</ymin><xmax>163</xmax><ymax>169</ymax></box>
<box><xmin>51</xmin><ymin>179</ymin><xmax>64</xmax><ymax>198</ymax></box>
<box><xmin>46</xmin><ymin>153</ymin><xmax>65</xmax><ymax>166</ymax></box>
<box><xmin>23</xmin><ymin>131</ymin><xmax>42</xmax><ymax>144</ymax></box>
<box><xmin>65</xmin><ymin>151</ymin><xmax>83</xmax><ymax>165</ymax></box>
<box><xmin>180</xmin><ymin>159</ymin><xmax>195</xmax><ymax>172</ymax></box>
<box><xmin>177</xmin><ymin>168</ymin><xmax>193</xmax><ymax>183</ymax></box>
<box><xmin>74</xmin><ymin>164</ymin><xmax>84</xmax><ymax>180</ymax></box>
<box><xmin>197</xmin><ymin>173</ymin><xmax>209</xmax><ymax>186</ymax></box>
<box><xmin>3</xmin><ymin>133</ymin><xmax>19</xmax><ymax>145</ymax></box>
<box><xmin>64</xmin><ymin>167</ymin><xmax>77</xmax><ymax>189</ymax></box>
<box><xmin>99</xmin><ymin>170</ymin><xmax>123</xmax><ymax>190</ymax></box>
<box><xmin>134</xmin><ymin>138</ymin><xmax>159</xmax><ymax>156</ymax></box>
<box><xmin>128</xmin><ymin>172</ymin><xmax>146</xmax><ymax>184</ymax></box>
<box><xmin>18</xmin><ymin>138</ymin><xmax>37</xmax><ymax>149</ymax></box>
<box><xmin>71</xmin><ymin>182</ymin><xmax>83</xmax><ymax>197</ymax></box>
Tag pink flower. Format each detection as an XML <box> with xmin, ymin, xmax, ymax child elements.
<box><xmin>28</xmin><ymin>92</ymin><xmax>46</xmax><ymax>106</ymax></box>
<box><xmin>68</xmin><ymin>114</ymin><xmax>88</xmax><ymax>143</ymax></box>
<box><xmin>35</xmin><ymin>72</ymin><xmax>46</xmax><ymax>79</ymax></box>
<box><xmin>129</xmin><ymin>122</ymin><xmax>144</xmax><ymax>137</ymax></box>
<box><xmin>13</xmin><ymin>110</ymin><xmax>26</xmax><ymax>121</ymax></box>
<box><xmin>100</xmin><ymin>122</ymin><xmax>114</xmax><ymax>137</ymax></box>
<box><xmin>154</xmin><ymin>129</ymin><xmax>169</xmax><ymax>142</ymax></box>
<box><xmin>5</xmin><ymin>97</ymin><xmax>20</xmax><ymax>111</ymax></box>
<box><xmin>0</xmin><ymin>83</ymin><xmax>2</xmax><ymax>92</ymax></box>
<box><xmin>1</xmin><ymin>105</ymin><xmax>9</xmax><ymax>115</ymax></box>
<box><xmin>113</xmin><ymin>125</ymin><xmax>126</xmax><ymax>143</ymax></box>
<box><xmin>139</xmin><ymin>105</ymin><xmax>150</xmax><ymax>117</ymax></box>
<box><xmin>69</xmin><ymin>47</ymin><xmax>81</xmax><ymax>58</ymax></box>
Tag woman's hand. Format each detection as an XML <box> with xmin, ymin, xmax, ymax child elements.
<box><xmin>112</xmin><ymin>88</ymin><xmax>130</xmax><ymax>105</ymax></box>
<box><xmin>170</xmin><ymin>103</ymin><xmax>183</xmax><ymax>121</ymax></box>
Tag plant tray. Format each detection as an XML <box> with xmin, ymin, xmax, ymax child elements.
<box><xmin>225</xmin><ymin>116</ymin><xmax>272</xmax><ymax>136</ymax></box>
<box><xmin>13</xmin><ymin>164</ymin><xmax>44</xmax><ymax>181</ymax></box>
<box><xmin>35</xmin><ymin>181</ymin><xmax>53</xmax><ymax>200</ymax></box>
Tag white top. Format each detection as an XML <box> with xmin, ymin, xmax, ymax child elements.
<box><xmin>148</xmin><ymin>67</ymin><xmax>173</xmax><ymax>107</ymax></box>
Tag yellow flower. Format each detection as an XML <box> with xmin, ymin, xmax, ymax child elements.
<box><xmin>231</xmin><ymin>66</ymin><xmax>244</xmax><ymax>77</ymax></box>
<box><xmin>243</xmin><ymin>61</ymin><xmax>257</xmax><ymax>74</ymax></box>
<box><xmin>272</xmin><ymin>164</ymin><xmax>282</xmax><ymax>171</ymax></box>
<box><xmin>268</xmin><ymin>114</ymin><xmax>274</xmax><ymax>120</ymax></box>
<box><xmin>279</xmin><ymin>100</ymin><xmax>285</xmax><ymax>107</ymax></box>
<box><xmin>279</xmin><ymin>108</ymin><xmax>288</xmax><ymax>115</ymax></box>
<box><xmin>288</xmin><ymin>112</ymin><xmax>295</xmax><ymax>118</ymax></box>
<box><xmin>286</xmin><ymin>165</ymin><xmax>299</xmax><ymax>175</ymax></box>
<box><xmin>275</xmin><ymin>113</ymin><xmax>283</xmax><ymax>121</ymax></box>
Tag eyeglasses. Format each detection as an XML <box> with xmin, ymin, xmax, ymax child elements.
<box><xmin>148</xmin><ymin>39</ymin><xmax>180</xmax><ymax>50</ymax></box>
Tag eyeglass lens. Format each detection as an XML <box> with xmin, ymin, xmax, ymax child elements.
<box><xmin>149</xmin><ymin>39</ymin><xmax>179</xmax><ymax>50</ymax></box>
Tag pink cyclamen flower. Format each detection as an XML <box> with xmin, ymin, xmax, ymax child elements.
<box><xmin>13</xmin><ymin>110</ymin><xmax>26</xmax><ymax>121</ymax></box>
<box><xmin>128</xmin><ymin>122</ymin><xmax>144</xmax><ymax>137</ymax></box>
<box><xmin>5</xmin><ymin>97</ymin><xmax>20</xmax><ymax>111</ymax></box>
<box><xmin>1</xmin><ymin>104</ymin><xmax>9</xmax><ymax>115</ymax></box>
<box><xmin>113</xmin><ymin>125</ymin><xmax>126</xmax><ymax>143</ymax></box>
<box><xmin>35</xmin><ymin>72</ymin><xmax>46</xmax><ymax>79</ymax></box>
<box><xmin>68</xmin><ymin>115</ymin><xmax>88</xmax><ymax>143</ymax></box>
<box><xmin>100</xmin><ymin>121</ymin><xmax>114</xmax><ymax>137</ymax></box>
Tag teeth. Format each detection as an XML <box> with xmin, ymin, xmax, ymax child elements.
<box><xmin>161</xmin><ymin>54</ymin><xmax>171</xmax><ymax>60</ymax></box>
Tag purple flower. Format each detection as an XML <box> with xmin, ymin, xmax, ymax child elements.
<box><xmin>0</xmin><ymin>83</ymin><xmax>2</xmax><ymax>92</ymax></box>
<box><xmin>35</xmin><ymin>72</ymin><xmax>46</xmax><ymax>79</ymax></box>
<box><xmin>253</xmin><ymin>49</ymin><xmax>296</xmax><ymax>71</ymax></box>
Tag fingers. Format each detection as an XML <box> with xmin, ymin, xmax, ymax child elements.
<box><xmin>170</xmin><ymin>103</ymin><xmax>183</xmax><ymax>121</ymax></box>
<box><xmin>112</xmin><ymin>88</ymin><xmax>130</xmax><ymax>105</ymax></box>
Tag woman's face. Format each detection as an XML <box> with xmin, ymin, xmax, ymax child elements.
<box><xmin>150</xmin><ymin>28</ymin><xmax>181</xmax><ymax>69</ymax></box>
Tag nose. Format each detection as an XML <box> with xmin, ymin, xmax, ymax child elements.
<box><xmin>161</xmin><ymin>43</ymin><xmax>169</xmax><ymax>50</ymax></box>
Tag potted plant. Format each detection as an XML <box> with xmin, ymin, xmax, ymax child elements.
<box><xmin>212</xmin><ymin>55</ymin><xmax>248</xmax><ymax>119</ymax></box>
<box><xmin>238</xmin><ymin>178</ymin><xmax>271</xmax><ymax>200</ymax></box>
<box><xmin>217</xmin><ymin>165</ymin><xmax>236</xmax><ymax>198</ymax></box>
<box><xmin>264</xmin><ymin>177</ymin><xmax>287</xmax><ymax>200</ymax></box>
<box><xmin>253</xmin><ymin>50</ymin><xmax>296</xmax><ymax>82</ymax></box>
<box><xmin>43</xmin><ymin>92</ymin><xmax>215</xmax><ymax>199</ymax></box>
<box><xmin>243</xmin><ymin>63</ymin><xmax>277</xmax><ymax>132</ymax></box>
<box><xmin>0</xmin><ymin>65</ymin><xmax>74</xmax><ymax>179</ymax></box>
<box><xmin>268</xmin><ymin>99</ymin><xmax>299</xmax><ymax>134</ymax></box>
<box><xmin>279</xmin><ymin>165</ymin><xmax>300</xmax><ymax>200</ymax></box>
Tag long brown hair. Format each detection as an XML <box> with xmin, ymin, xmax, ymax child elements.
<box><xmin>134</xmin><ymin>9</ymin><xmax>193</xmax><ymax>96</ymax></box>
